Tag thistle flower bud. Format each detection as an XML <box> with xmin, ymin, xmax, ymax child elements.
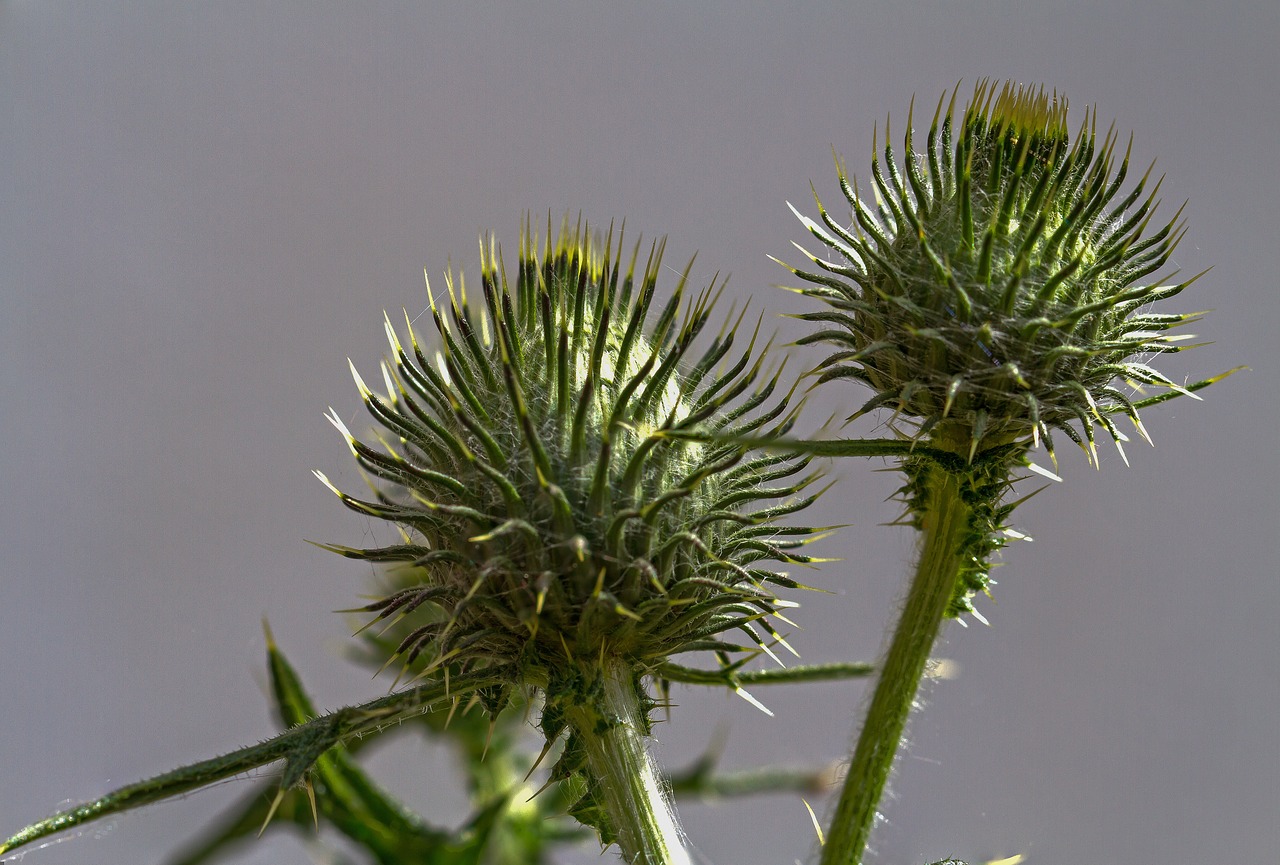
<box><xmin>318</xmin><ymin>216</ymin><xmax>822</xmax><ymax>722</ymax></box>
<box><xmin>785</xmin><ymin>80</ymin><xmax>1203</xmax><ymax>464</ymax></box>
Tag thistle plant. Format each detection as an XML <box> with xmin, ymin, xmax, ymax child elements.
<box><xmin>1</xmin><ymin>82</ymin><xmax>1235</xmax><ymax>865</ymax></box>
<box><xmin>312</xmin><ymin>217</ymin><xmax>830</xmax><ymax>864</ymax></box>
<box><xmin>776</xmin><ymin>80</ymin><xmax>1235</xmax><ymax>865</ymax></box>
<box><xmin>2</xmin><ymin>219</ymin><xmax>858</xmax><ymax>865</ymax></box>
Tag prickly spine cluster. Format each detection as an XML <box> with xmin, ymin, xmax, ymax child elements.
<box><xmin>318</xmin><ymin>218</ymin><xmax>826</xmax><ymax>715</ymax></box>
<box><xmin>785</xmin><ymin>80</ymin><xmax>1203</xmax><ymax>464</ymax></box>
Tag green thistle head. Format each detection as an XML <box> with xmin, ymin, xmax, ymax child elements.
<box><xmin>318</xmin><ymin>218</ymin><xmax>823</xmax><ymax>714</ymax></box>
<box><xmin>784</xmin><ymin>80</ymin><xmax>1203</xmax><ymax>464</ymax></box>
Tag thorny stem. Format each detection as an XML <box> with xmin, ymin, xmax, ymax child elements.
<box><xmin>564</xmin><ymin>659</ymin><xmax>692</xmax><ymax>865</ymax></box>
<box><xmin>821</xmin><ymin>465</ymin><xmax>971</xmax><ymax>865</ymax></box>
<box><xmin>0</xmin><ymin>667</ymin><xmax>513</xmax><ymax>857</ymax></box>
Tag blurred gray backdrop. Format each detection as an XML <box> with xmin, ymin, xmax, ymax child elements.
<box><xmin>3</xmin><ymin>3</ymin><xmax>1276</xmax><ymax>864</ymax></box>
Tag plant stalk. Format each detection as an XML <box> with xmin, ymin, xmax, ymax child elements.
<box><xmin>821</xmin><ymin>465</ymin><xmax>971</xmax><ymax>865</ymax></box>
<box><xmin>0</xmin><ymin>666</ymin><xmax>515</xmax><ymax>856</ymax></box>
<box><xmin>564</xmin><ymin>659</ymin><xmax>692</xmax><ymax>865</ymax></box>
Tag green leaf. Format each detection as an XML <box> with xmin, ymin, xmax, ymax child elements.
<box><xmin>263</xmin><ymin>625</ymin><xmax>451</xmax><ymax>851</ymax></box>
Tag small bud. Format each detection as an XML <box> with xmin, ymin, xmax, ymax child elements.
<box><xmin>785</xmin><ymin>80</ymin><xmax>1204</xmax><ymax>463</ymax></box>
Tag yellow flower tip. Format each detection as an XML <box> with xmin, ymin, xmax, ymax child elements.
<box><xmin>983</xmin><ymin>78</ymin><xmax>1069</xmax><ymax>141</ymax></box>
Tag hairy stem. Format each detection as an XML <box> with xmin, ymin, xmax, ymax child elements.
<box><xmin>822</xmin><ymin>465</ymin><xmax>971</xmax><ymax>865</ymax></box>
<box><xmin>564</xmin><ymin>659</ymin><xmax>691</xmax><ymax>865</ymax></box>
<box><xmin>0</xmin><ymin>667</ymin><xmax>512</xmax><ymax>857</ymax></box>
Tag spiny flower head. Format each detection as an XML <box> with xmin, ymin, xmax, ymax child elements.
<box><xmin>317</xmin><ymin>218</ymin><xmax>825</xmax><ymax>715</ymax></box>
<box><xmin>784</xmin><ymin>80</ymin><xmax>1204</xmax><ymax>464</ymax></box>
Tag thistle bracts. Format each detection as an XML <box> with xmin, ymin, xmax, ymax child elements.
<box><xmin>318</xmin><ymin>218</ymin><xmax>824</xmax><ymax>862</ymax></box>
<box><xmin>785</xmin><ymin>79</ymin><xmax>1203</xmax><ymax>465</ymax></box>
<box><xmin>798</xmin><ymin>83</ymin><xmax>1219</xmax><ymax>865</ymax></box>
<box><xmin>896</xmin><ymin>450</ymin><xmax>1018</xmax><ymax>620</ymax></box>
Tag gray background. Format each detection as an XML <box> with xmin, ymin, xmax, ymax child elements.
<box><xmin>3</xmin><ymin>3</ymin><xmax>1276</xmax><ymax>864</ymax></box>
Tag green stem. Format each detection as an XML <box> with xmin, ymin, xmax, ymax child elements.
<box><xmin>564</xmin><ymin>659</ymin><xmax>691</xmax><ymax>865</ymax></box>
<box><xmin>821</xmin><ymin>466</ymin><xmax>971</xmax><ymax>865</ymax></box>
<box><xmin>656</xmin><ymin>660</ymin><xmax>874</xmax><ymax>687</ymax></box>
<box><xmin>0</xmin><ymin>667</ymin><xmax>512</xmax><ymax>856</ymax></box>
